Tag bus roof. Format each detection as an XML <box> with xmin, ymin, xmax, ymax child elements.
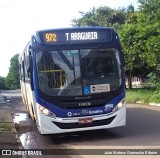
<box><xmin>36</xmin><ymin>26</ymin><xmax>114</xmax><ymax>33</ymax></box>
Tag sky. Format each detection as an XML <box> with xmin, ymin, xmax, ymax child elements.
<box><xmin>0</xmin><ymin>0</ymin><xmax>138</xmax><ymax>77</ymax></box>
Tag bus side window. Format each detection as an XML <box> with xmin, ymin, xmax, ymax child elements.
<box><xmin>22</xmin><ymin>61</ymin><xmax>25</xmax><ymax>82</ymax></box>
<box><xmin>19</xmin><ymin>64</ymin><xmax>22</xmax><ymax>80</ymax></box>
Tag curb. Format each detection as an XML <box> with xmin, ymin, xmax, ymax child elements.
<box><xmin>134</xmin><ymin>101</ymin><xmax>160</xmax><ymax>107</ymax></box>
<box><xmin>149</xmin><ymin>103</ymin><xmax>160</xmax><ymax>107</ymax></box>
<box><xmin>0</xmin><ymin>111</ymin><xmax>24</xmax><ymax>157</ymax></box>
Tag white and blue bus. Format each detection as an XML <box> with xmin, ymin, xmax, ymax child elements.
<box><xmin>19</xmin><ymin>27</ymin><xmax>126</xmax><ymax>134</ymax></box>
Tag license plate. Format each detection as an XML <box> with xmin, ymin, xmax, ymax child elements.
<box><xmin>78</xmin><ymin>118</ymin><xmax>93</xmax><ymax>124</ymax></box>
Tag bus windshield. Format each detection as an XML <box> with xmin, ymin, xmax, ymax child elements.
<box><xmin>36</xmin><ymin>48</ymin><xmax>122</xmax><ymax>96</ymax></box>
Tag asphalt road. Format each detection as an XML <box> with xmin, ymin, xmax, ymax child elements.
<box><xmin>1</xmin><ymin>91</ymin><xmax>160</xmax><ymax>158</ymax></box>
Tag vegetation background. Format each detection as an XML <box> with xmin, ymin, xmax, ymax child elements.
<box><xmin>0</xmin><ymin>0</ymin><xmax>159</xmax><ymax>103</ymax></box>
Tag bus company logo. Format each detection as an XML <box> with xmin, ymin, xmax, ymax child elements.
<box><xmin>81</xmin><ymin>109</ymin><xmax>89</xmax><ymax>115</ymax></box>
<box><xmin>105</xmin><ymin>104</ymin><xmax>114</xmax><ymax>109</ymax></box>
<box><xmin>79</xmin><ymin>102</ymin><xmax>91</xmax><ymax>107</ymax></box>
<box><xmin>67</xmin><ymin>112</ymin><xmax>72</xmax><ymax>117</ymax></box>
<box><xmin>89</xmin><ymin>109</ymin><xmax>103</xmax><ymax>115</ymax></box>
<box><xmin>104</xmin><ymin>104</ymin><xmax>114</xmax><ymax>111</ymax></box>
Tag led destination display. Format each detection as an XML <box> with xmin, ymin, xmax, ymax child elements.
<box><xmin>38</xmin><ymin>28</ymin><xmax>112</xmax><ymax>45</ymax></box>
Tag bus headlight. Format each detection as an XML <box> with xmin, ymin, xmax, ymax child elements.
<box><xmin>39</xmin><ymin>106</ymin><xmax>56</xmax><ymax>118</ymax></box>
<box><xmin>112</xmin><ymin>99</ymin><xmax>125</xmax><ymax>112</ymax></box>
<box><xmin>43</xmin><ymin>109</ymin><xmax>50</xmax><ymax>116</ymax></box>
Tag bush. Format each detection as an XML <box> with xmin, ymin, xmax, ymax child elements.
<box><xmin>126</xmin><ymin>87</ymin><xmax>160</xmax><ymax>104</ymax></box>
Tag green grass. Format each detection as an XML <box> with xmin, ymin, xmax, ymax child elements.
<box><xmin>126</xmin><ymin>87</ymin><xmax>160</xmax><ymax>104</ymax></box>
<box><xmin>0</xmin><ymin>123</ymin><xmax>12</xmax><ymax>131</ymax></box>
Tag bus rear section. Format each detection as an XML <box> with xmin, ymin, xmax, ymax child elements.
<box><xmin>21</xmin><ymin>27</ymin><xmax>126</xmax><ymax>134</ymax></box>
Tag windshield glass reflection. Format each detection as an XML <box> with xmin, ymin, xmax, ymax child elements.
<box><xmin>36</xmin><ymin>48</ymin><xmax>121</xmax><ymax>96</ymax></box>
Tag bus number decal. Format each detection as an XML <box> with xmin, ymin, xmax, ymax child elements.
<box><xmin>45</xmin><ymin>33</ymin><xmax>57</xmax><ymax>42</ymax></box>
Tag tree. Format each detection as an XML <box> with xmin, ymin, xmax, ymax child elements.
<box><xmin>0</xmin><ymin>76</ymin><xmax>6</xmax><ymax>90</ymax></box>
<box><xmin>118</xmin><ymin>0</ymin><xmax>160</xmax><ymax>88</ymax></box>
<box><xmin>72</xmin><ymin>6</ymin><xmax>126</xmax><ymax>28</ymax></box>
<box><xmin>127</xmin><ymin>4</ymin><xmax>135</xmax><ymax>13</ymax></box>
<box><xmin>136</xmin><ymin>0</ymin><xmax>160</xmax><ymax>87</ymax></box>
<box><xmin>72</xmin><ymin>8</ymin><xmax>98</xmax><ymax>26</ymax></box>
<box><xmin>136</xmin><ymin>0</ymin><xmax>160</xmax><ymax>68</ymax></box>
<box><xmin>119</xmin><ymin>23</ymin><xmax>138</xmax><ymax>88</ymax></box>
<box><xmin>5</xmin><ymin>54</ymin><xmax>20</xmax><ymax>90</ymax></box>
<box><xmin>71</xmin><ymin>2</ymin><xmax>160</xmax><ymax>88</ymax></box>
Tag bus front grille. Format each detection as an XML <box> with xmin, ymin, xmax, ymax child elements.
<box><xmin>52</xmin><ymin>116</ymin><xmax>116</xmax><ymax>129</ymax></box>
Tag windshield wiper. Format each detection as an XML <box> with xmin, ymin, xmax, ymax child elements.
<box><xmin>58</xmin><ymin>50</ymin><xmax>73</xmax><ymax>70</ymax></box>
<box><xmin>87</xmin><ymin>46</ymin><xmax>100</xmax><ymax>68</ymax></box>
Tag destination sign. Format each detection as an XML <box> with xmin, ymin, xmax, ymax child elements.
<box><xmin>38</xmin><ymin>28</ymin><xmax>112</xmax><ymax>45</ymax></box>
<box><xmin>65</xmin><ymin>32</ymin><xmax>98</xmax><ymax>41</ymax></box>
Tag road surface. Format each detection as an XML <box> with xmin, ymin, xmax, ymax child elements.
<box><xmin>0</xmin><ymin>90</ymin><xmax>160</xmax><ymax>158</ymax></box>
